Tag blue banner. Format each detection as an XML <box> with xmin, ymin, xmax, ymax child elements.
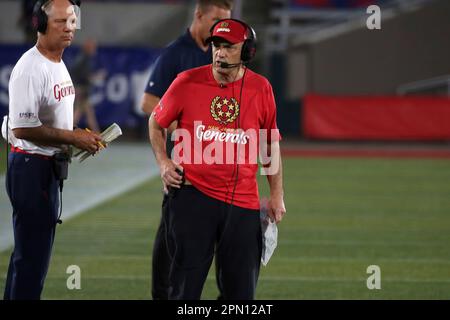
<box><xmin>0</xmin><ymin>44</ymin><xmax>161</xmax><ymax>129</ymax></box>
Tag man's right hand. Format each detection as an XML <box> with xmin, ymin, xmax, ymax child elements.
<box><xmin>72</xmin><ymin>128</ymin><xmax>102</xmax><ymax>153</ymax></box>
<box><xmin>160</xmin><ymin>158</ymin><xmax>184</xmax><ymax>190</ymax></box>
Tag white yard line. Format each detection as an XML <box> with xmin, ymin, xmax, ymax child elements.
<box><xmin>0</xmin><ymin>143</ymin><xmax>158</xmax><ymax>252</ymax></box>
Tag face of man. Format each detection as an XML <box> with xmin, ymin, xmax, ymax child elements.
<box><xmin>44</xmin><ymin>0</ymin><xmax>77</xmax><ymax>49</ymax></box>
<box><xmin>212</xmin><ymin>40</ymin><xmax>243</xmax><ymax>74</ymax></box>
<box><xmin>198</xmin><ymin>5</ymin><xmax>231</xmax><ymax>43</ymax></box>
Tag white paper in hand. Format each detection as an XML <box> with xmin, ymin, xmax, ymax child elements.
<box><xmin>260</xmin><ymin>197</ymin><xmax>278</xmax><ymax>266</ymax></box>
<box><xmin>73</xmin><ymin>123</ymin><xmax>122</xmax><ymax>162</ymax></box>
<box><xmin>100</xmin><ymin>123</ymin><xmax>123</xmax><ymax>143</ymax></box>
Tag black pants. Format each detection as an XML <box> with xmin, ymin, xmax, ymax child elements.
<box><xmin>4</xmin><ymin>152</ymin><xmax>59</xmax><ymax>300</ymax></box>
<box><xmin>151</xmin><ymin>194</ymin><xmax>171</xmax><ymax>299</ymax></box>
<box><xmin>151</xmin><ymin>192</ymin><xmax>255</xmax><ymax>300</ymax></box>
<box><xmin>152</xmin><ymin>194</ymin><xmax>226</xmax><ymax>299</ymax></box>
<box><xmin>163</xmin><ymin>185</ymin><xmax>261</xmax><ymax>300</ymax></box>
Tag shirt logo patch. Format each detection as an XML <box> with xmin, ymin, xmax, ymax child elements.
<box><xmin>54</xmin><ymin>83</ymin><xmax>75</xmax><ymax>102</ymax></box>
<box><xmin>19</xmin><ymin>112</ymin><xmax>35</xmax><ymax>119</ymax></box>
<box><xmin>210</xmin><ymin>96</ymin><xmax>239</xmax><ymax>125</ymax></box>
<box><xmin>217</xmin><ymin>27</ymin><xmax>231</xmax><ymax>33</ymax></box>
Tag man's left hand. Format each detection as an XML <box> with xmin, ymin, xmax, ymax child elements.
<box><xmin>268</xmin><ymin>196</ymin><xmax>286</xmax><ymax>224</ymax></box>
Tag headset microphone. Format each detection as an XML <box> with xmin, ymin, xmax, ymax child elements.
<box><xmin>220</xmin><ymin>62</ymin><xmax>242</xmax><ymax>69</ymax></box>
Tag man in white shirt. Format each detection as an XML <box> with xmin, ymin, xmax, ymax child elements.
<box><xmin>2</xmin><ymin>0</ymin><xmax>101</xmax><ymax>300</ymax></box>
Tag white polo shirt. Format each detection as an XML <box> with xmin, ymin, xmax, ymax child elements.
<box><xmin>2</xmin><ymin>46</ymin><xmax>74</xmax><ymax>156</ymax></box>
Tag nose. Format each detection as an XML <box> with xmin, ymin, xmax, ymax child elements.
<box><xmin>66</xmin><ymin>23</ymin><xmax>75</xmax><ymax>32</ymax></box>
<box><xmin>215</xmin><ymin>46</ymin><xmax>226</xmax><ymax>58</ymax></box>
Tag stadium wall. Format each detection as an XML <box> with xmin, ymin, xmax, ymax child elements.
<box><xmin>303</xmin><ymin>94</ymin><xmax>450</xmax><ymax>140</ymax></box>
<box><xmin>287</xmin><ymin>0</ymin><xmax>450</xmax><ymax>98</ymax></box>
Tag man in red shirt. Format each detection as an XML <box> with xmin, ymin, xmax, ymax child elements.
<box><xmin>149</xmin><ymin>18</ymin><xmax>286</xmax><ymax>300</ymax></box>
<box><xmin>142</xmin><ymin>0</ymin><xmax>233</xmax><ymax>300</ymax></box>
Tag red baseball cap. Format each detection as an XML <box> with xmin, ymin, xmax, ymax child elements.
<box><xmin>206</xmin><ymin>19</ymin><xmax>248</xmax><ymax>44</ymax></box>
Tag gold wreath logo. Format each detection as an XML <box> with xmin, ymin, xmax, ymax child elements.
<box><xmin>210</xmin><ymin>96</ymin><xmax>239</xmax><ymax>125</ymax></box>
<box><xmin>220</xmin><ymin>22</ymin><xmax>229</xmax><ymax>28</ymax></box>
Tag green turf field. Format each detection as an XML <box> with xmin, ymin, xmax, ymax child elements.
<box><xmin>0</xmin><ymin>144</ymin><xmax>6</xmax><ymax>174</ymax></box>
<box><xmin>1</xmin><ymin>156</ymin><xmax>450</xmax><ymax>299</ymax></box>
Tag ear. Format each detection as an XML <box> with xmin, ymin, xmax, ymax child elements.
<box><xmin>195</xmin><ymin>6</ymin><xmax>203</xmax><ymax>20</ymax></box>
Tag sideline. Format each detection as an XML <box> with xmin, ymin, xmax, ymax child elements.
<box><xmin>0</xmin><ymin>143</ymin><xmax>158</xmax><ymax>252</ymax></box>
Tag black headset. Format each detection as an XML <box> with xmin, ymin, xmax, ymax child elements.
<box><xmin>209</xmin><ymin>18</ymin><xmax>257</xmax><ymax>64</ymax></box>
<box><xmin>32</xmin><ymin>0</ymin><xmax>81</xmax><ymax>34</ymax></box>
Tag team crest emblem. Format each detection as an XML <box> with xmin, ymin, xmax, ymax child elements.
<box><xmin>210</xmin><ymin>96</ymin><xmax>239</xmax><ymax>125</ymax></box>
<box><xmin>220</xmin><ymin>22</ymin><xmax>229</xmax><ymax>28</ymax></box>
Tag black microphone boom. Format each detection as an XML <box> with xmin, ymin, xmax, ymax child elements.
<box><xmin>220</xmin><ymin>62</ymin><xmax>242</xmax><ymax>69</ymax></box>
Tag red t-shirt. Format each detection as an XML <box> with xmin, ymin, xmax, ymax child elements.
<box><xmin>153</xmin><ymin>65</ymin><xmax>280</xmax><ymax>210</ymax></box>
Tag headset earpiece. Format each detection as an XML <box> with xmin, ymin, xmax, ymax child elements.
<box><xmin>241</xmin><ymin>25</ymin><xmax>257</xmax><ymax>64</ymax></box>
<box><xmin>32</xmin><ymin>1</ymin><xmax>48</xmax><ymax>34</ymax></box>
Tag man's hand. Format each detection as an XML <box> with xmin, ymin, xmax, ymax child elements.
<box><xmin>264</xmin><ymin>141</ymin><xmax>285</xmax><ymax>224</ymax></box>
<box><xmin>12</xmin><ymin>125</ymin><xmax>102</xmax><ymax>153</ymax></box>
<box><xmin>160</xmin><ymin>158</ymin><xmax>184</xmax><ymax>191</ymax></box>
<box><xmin>268</xmin><ymin>195</ymin><xmax>286</xmax><ymax>224</ymax></box>
<box><xmin>149</xmin><ymin>113</ymin><xmax>183</xmax><ymax>192</ymax></box>
<box><xmin>72</xmin><ymin>128</ymin><xmax>102</xmax><ymax>153</ymax></box>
